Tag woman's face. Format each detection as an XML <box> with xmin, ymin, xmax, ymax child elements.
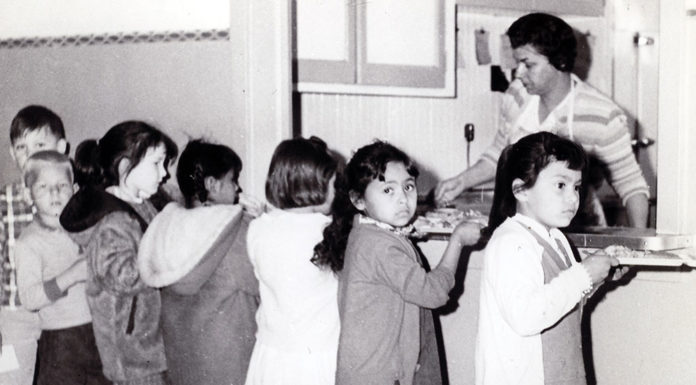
<box><xmin>208</xmin><ymin>169</ymin><xmax>241</xmax><ymax>205</ymax></box>
<box><xmin>512</xmin><ymin>44</ymin><xmax>562</xmax><ymax>96</ymax></box>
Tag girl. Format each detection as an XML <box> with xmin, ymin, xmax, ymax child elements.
<box><xmin>475</xmin><ymin>132</ymin><xmax>618</xmax><ymax>385</ymax></box>
<box><xmin>60</xmin><ymin>121</ymin><xmax>178</xmax><ymax>385</ymax></box>
<box><xmin>313</xmin><ymin>140</ymin><xmax>481</xmax><ymax>385</ymax></box>
<box><xmin>244</xmin><ymin>136</ymin><xmax>339</xmax><ymax>385</ymax></box>
<box><xmin>137</xmin><ymin>139</ymin><xmax>259</xmax><ymax>385</ymax></box>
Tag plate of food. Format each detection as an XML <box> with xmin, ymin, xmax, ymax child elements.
<box><xmin>413</xmin><ymin>208</ymin><xmax>488</xmax><ymax>234</ymax></box>
<box><xmin>604</xmin><ymin>245</ymin><xmax>687</xmax><ymax>267</ymax></box>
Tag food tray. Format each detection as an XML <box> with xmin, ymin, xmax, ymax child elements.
<box><xmin>596</xmin><ymin>245</ymin><xmax>696</xmax><ymax>268</ymax></box>
<box><xmin>413</xmin><ymin>208</ymin><xmax>488</xmax><ymax>235</ymax></box>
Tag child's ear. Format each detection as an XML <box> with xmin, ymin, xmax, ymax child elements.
<box><xmin>57</xmin><ymin>139</ymin><xmax>68</xmax><ymax>155</ymax></box>
<box><xmin>117</xmin><ymin>158</ymin><xmax>131</xmax><ymax>180</ymax></box>
<box><xmin>204</xmin><ymin>176</ymin><xmax>219</xmax><ymax>193</ymax></box>
<box><xmin>348</xmin><ymin>190</ymin><xmax>365</xmax><ymax>211</ymax></box>
<box><xmin>511</xmin><ymin>178</ymin><xmax>528</xmax><ymax>201</ymax></box>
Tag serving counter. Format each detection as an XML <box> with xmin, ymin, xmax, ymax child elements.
<box><xmin>416</xmin><ymin>192</ymin><xmax>696</xmax><ymax>385</ymax></box>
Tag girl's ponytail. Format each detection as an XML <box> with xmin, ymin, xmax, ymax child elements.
<box><xmin>73</xmin><ymin>139</ymin><xmax>105</xmax><ymax>188</ymax></box>
<box><xmin>312</xmin><ymin>172</ymin><xmax>356</xmax><ymax>273</ymax></box>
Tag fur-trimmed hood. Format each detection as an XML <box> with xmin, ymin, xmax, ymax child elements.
<box><xmin>137</xmin><ymin>202</ymin><xmax>243</xmax><ymax>287</ymax></box>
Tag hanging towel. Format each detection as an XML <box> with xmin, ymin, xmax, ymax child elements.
<box><xmin>475</xmin><ymin>29</ymin><xmax>492</xmax><ymax>65</ymax></box>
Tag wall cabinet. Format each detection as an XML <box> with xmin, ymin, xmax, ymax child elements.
<box><xmin>454</xmin><ymin>0</ymin><xmax>604</xmax><ymax>17</ymax></box>
<box><xmin>294</xmin><ymin>0</ymin><xmax>455</xmax><ymax>97</ymax></box>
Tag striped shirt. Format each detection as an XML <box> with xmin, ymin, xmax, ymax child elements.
<box><xmin>1</xmin><ymin>181</ymin><xmax>36</xmax><ymax>309</ymax></box>
<box><xmin>483</xmin><ymin>75</ymin><xmax>650</xmax><ymax>204</ymax></box>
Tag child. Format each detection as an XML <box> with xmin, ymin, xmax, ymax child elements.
<box><xmin>137</xmin><ymin>139</ymin><xmax>259</xmax><ymax>385</ymax></box>
<box><xmin>1</xmin><ymin>105</ymin><xmax>68</xmax><ymax>385</ymax></box>
<box><xmin>15</xmin><ymin>151</ymin><xmax>110</xmax><ymax>385</ymax></box>
<box><xmin>475</xmin><ymin>132</ymin><xmax>618</xmax><ymax>385</ymax></box>
<box><xmin>244</xmin><ymin>136</ymin><xmax>339</xmax><ymax>385</ymax></box>
<box><xmin>313</xmin><ymin>140</ymin><xmax>481</xmax><ymax>385</ymax></box>
<box><xmin>59</xmin><ymin>121</ymin><xmax>178</xmax><ymax>385</ymax></box>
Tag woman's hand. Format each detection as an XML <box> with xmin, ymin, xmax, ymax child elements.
<box><xmin>434</xmin><ymin>176</ymin><xmax>465</xmax><ymax>206</ymax></box>
<box><xmin>582</xmin><ymin>249</ymin><xmax>619</xmax><ymax>285</ymax></box>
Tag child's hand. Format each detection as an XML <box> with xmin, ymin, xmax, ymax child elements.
<box><xmin>582</xmin><ymin>249</ymin><xmax>619</xmax><ymax>285</ymax></box>
<box><xmin>239</xmin><ymin>193</ymin><xmax>265</xmax><ymax>217</ymax></box>
<box><xmin>450</xmin><ymin>221</ymin><xmax>483</xmax><ymax>248</ymax></box>
<box><xmin>67</xmin><ymin>259</ymin><xmax>88</xmax><ymax>285</ymax></box>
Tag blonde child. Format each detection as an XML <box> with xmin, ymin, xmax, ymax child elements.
<box><xmin>475</xmin><ymin>132</ymin><xmax>618</xmax><ymax>385</ymax></box>
<box><xmin>1</xmin><ymin>105</ymin><xmax>68</xmax><ymax>385</ymax></box>
<box><xmin>59</xmin><ymin>121</ymin><xmax>178</xmax><ymax>385</ymax></box>
<box><xmin>15</xmin><ymin>151</ymin><xmax>109</xmax><ymax>384</ymax></box>
<box><xmin>245</xmin><ymin>136</ymin><xmax>339</xmax><ymax>385</ymax></box>
<box><xmin>313</xmin><ymin>140</ymin><xmax>481</xmax><ymax>385</ymax></box>
<box><xmin>138</xmin><ymin>139</ymin><xmax>259</xmax><ymax>385</ymax></box>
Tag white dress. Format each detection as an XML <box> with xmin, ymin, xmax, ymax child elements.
<box><xmin>244</xmin><ymin>209</ymin><xmax>339</xmax><ymax>385</ymax></box>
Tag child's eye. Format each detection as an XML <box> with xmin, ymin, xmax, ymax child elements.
<box><xmin>404</xmin><ymin>184</ymin><xmax>416</xmax><ymax>192</ymax></box>
<box><xmin>557</xmin><ymin>182</ymin><xmax>565</xmax><ymax>189</ymax></box>
<box><xmin>383</xmin><ymin>187</ymin><xmax>393</xmax><ymax>194</ymax></box>
<box><xmin>574</xmin><ymin>184</ymin><xmax>581</xmax><ymax>192</ymax></box>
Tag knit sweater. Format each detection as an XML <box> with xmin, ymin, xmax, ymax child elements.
<box><xmin>15</xmin><ymin>220</ymin><xmax>92</xmax><ymax>330</ymax></box>
<box><xmin>336</xmin><ymin>217</ymin><xmax>455</xmax><ymax>385</ymax></box>
<box><xmin>483</xmin><ymin>76</ymin><xmax>649</xmax><ymax>205</ymax></box>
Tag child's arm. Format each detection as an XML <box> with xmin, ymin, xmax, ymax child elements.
<box><xmin>485</xmin><ymin>232</ymin><xmax>595</xmax><ymax>336</ymax></box>
<box><xmin>92</xmin><ymin>212</ymin><xmax>150</xmax><ymax>295</ymax></box>
<box><xmin>15</xmin><ymin>241</ymin><xmax>86</xmax><ymax>311</ymax></box>
<box><xmin>436</xmin><ymin>221</ymin><xmax>483</xmax><ymax>272</ymax></box>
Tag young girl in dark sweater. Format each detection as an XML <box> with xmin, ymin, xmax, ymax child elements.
<box><xmin>314</xmin><ymin>141</ymin><xmax>481</xmax><ymax>385</ymax></box>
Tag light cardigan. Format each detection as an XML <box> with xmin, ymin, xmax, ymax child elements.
<box><xmin>482</xmin><ymin>75</ymin><xmax>649</xmax><ymax>205</ymax></box>
<box><xmin>475</xmin><ymin>214</ymin><xmax>592</xmax><ymax>385</ymax></box>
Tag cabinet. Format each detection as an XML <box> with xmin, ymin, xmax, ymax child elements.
<box><xmin>454</xmin><ymin>0</ymin><xmax>604</xmax><ymax>16</ymax></box>
<box><xmin>294</xmin><ymin>0</ymin><xmax>455</xmax><ymax>97</ymax></box>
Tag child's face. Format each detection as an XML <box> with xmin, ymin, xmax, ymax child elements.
<box><xmin>352</xmin><ymin>161</ymin><xmax>417</xmax><ymax>227</ymax></box>
<box><xmin>208</xmin><ymin>169</ymin><xmax>241</xmax><ymax>205</ymax></box>
<box><xmin>30</xmin><ymin>164</ymin><xmax>74</xmax><ymax>228</ymax></box>
<box><xmin>10</xmin><ymin>126</ymin><xmax>67</xmax><ymax>171</ymax></box>
<box><xmin>515</xmin><ymin>160</ymin><xmax>582</xmax><ymax>229</ymax></box>
<box><xmin>121</xmin><ymin>143</ymin><xmax>168</xmax><ymax>200</ymax></box>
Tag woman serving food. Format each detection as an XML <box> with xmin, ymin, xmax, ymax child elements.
<box><xmin>435</xmin><ymin>12</ymin><xmax>650</xmax><ymax>228</ymax></box>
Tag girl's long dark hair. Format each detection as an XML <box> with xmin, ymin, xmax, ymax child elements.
<box><xmin>312</xmin><ymin>140</ymin><xmax>418</xmax><ymax>273</ymax></box>
<box><xmin>73</xmin><ymin>121</ymin><xmax>178</xmax><ymax>189</ymax></box>
<box><xmin>483</xmin><ymin>132</ymin><xmax>587</xmax><ymax>240</ymax></box>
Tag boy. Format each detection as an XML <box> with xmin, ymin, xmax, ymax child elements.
<box><xmin>15</xmin><ymin>151</ymin><xmax>109</xmax><ymax>384</ymax></box>
<box><xmin>1</xmin><ymin>105</ymin><xmax>68</xmax><ymax>384</ymax></box>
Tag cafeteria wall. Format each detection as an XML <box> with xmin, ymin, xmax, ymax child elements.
<box><xmin>0</xmin><ymin>40</ymin><xmax>247</xmax><ymax>188</ymax></box>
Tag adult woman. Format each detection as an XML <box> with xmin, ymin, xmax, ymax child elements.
<box><xmin>435</xmin><ymin>12</ymin><xmax>649</xmax><ymax>228</ymax></box>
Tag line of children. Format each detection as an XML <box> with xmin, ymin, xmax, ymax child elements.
<box><xmin>1</xmin><ymin>105</ymin><xmax>68</xmax><ymax>385</ymax></box>
<box><xmin>15</xmin><ymin>150</ymin><xmax>110</xmax><ymax>385</ymax></box>
<box><xmin>137</xmin><ymin>139</ymin><xmax>259</xmax><ymax>385</ymax></box>
<box><xmin>2</xmin><ymin>104</ymin><xmax>626</xmax><ymax>385</ymax></box>
<box><xmin>59</xmin><ymin>121</ymin><xmax>178</xmax><ymax>385</ymax></box>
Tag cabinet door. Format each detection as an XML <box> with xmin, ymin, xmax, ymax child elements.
<box><xmin>359</xmin><ymin>0</ymin><xmax>447</xmax><ymax>88</ymax></box>
<box><xmin>295</xmin><ymin>0</ymin><xmax>355</xmax><ymax>84</ymax></box>
<box><xmin>295</xmin><ymin>0</ymin><xmax>455</xmax><ymax>97</ymax></box>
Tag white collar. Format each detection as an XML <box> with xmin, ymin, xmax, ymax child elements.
<box><xmin>358</xmin><ymin>214</ymin><xmax>414</xmax><ymax>237</ymax></box>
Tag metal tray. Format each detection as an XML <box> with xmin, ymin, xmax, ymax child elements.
<box><xmin>566</xmin><ymin>227</ymin><xmax>693</xmax><ymax>251</ymax></box>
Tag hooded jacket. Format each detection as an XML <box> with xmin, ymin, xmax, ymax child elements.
<box><xmin>60</xmin><ymin>187</ymin><xmax>166</xmax><ymax>383</ymax></box>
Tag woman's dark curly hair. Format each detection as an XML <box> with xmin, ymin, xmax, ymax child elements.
<box><xmin>483</xmin><ymin>132</ymin><xmax>587</xmax><ymax>240</ymax></box>
<box><xmin>507</xmin><ymin>12</ymin><xmax>577</xmax><ymax>72</ymax></box>
<box><xmin>312</xmin><ymin>140</ymin><xmax>418</xmax><ymax>272</ymax></box>
<box><xmin>176</xmin><ymin>139</ymin><xmax>242</xmax><ymax>208</ymax></box>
